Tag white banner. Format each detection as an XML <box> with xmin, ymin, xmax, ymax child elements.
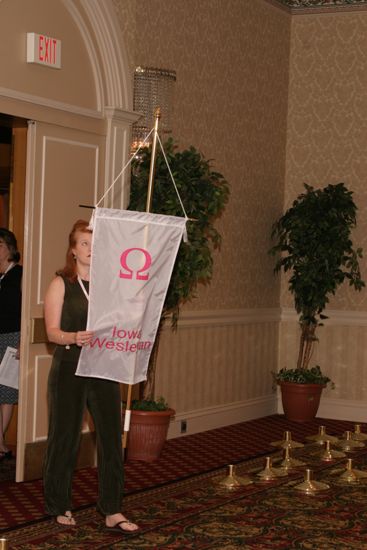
<box><xmin>75</xmin><ymin>207</ymin><xmax>187</xmax><ymax>384</ymax></box>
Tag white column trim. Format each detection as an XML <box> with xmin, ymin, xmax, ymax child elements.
<box><xmin>77</xmin><ymin>0</ymin><xmax>132</xmax><ymax>109</ymax></box>
<box><xmin>164</xmin><ymin>307</ymin><xmax>281</xmax><ymax>329</ymax></box>
<box><xmin>62</xmin><ymin>0</ymin><xmax>104</xmax><ymax>111</ymax></box>
<box><xmin>103</xmin><ymin>107</ymin><xmax>140</xmax><ymax>209</ymax></box>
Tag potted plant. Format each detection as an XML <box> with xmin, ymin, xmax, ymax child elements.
<box><xmin>269</xmin><ymin>182</ymin><xmax>364</xmax><ymax>422</ymax></box>
<box><xmin>125</xmin><ymin>397</ymin><xmax>173</xmax><ymax>461</ymax></box>
<box><xmin>125</xmin><ymin>138</ymin><xmax>229</xmax><ymax>459</ymax></box>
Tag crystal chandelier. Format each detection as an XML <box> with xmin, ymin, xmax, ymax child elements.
<box><xmin>132</xmin><ymin>66</ymin><xmax>176</xmax><ymax>150</ymax></box>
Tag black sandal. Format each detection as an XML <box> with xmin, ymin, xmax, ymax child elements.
<box><xmin>56</xmin><ymin>511</ymin><xmax>76</xmax><ymax>526</ymax></box>
<box><xmin>105</xmin><ymin>520</ymin><xmax>139</xmax><ymax>534</ymax></box>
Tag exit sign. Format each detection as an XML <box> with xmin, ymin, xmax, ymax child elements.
<box><xmin>27</xmin><ymin>33</ymin><xmax>61</xmax><ymax>69</ymax></box>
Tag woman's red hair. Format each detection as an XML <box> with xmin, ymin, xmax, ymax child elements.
<box><xmin>57</xmin><ymin>219</ymin><xmax>92</xmax><ymax>281</ymax></box>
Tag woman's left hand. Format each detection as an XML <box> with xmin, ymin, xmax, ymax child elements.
<box><xmin>75</xmin><ymin>330</ymin><xmax>94</xmax><ymax>347</ymax></box>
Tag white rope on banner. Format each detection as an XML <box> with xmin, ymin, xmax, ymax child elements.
<box><xmin>156</xmin><ymin>133</ymin><xmax>189</xmax><ymax>221</ymax></box>
<box><xmin>95</xmin><ymin>127</ymin><xmax>155</xmax><ymax>208</ymax></box>
<box><xmin>93</xmin><ymin>126</ymin><xmax>189</xmax><ymax>222</ymax></box>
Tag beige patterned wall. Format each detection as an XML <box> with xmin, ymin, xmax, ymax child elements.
<box><xmin>109</xmin><ymin>0</ymin><xmax>291</xmax><ymax>423</ymax></box>
<box><xmin>112</xmin><ymin>1</ymin><xmax>367</xmax><ymax>423</ymax></box>
<box><xmin>280</xmin><ymin>11</ymin><xmax>367</xmax><ymax>406</ymax></box>
<box><xmin>111</xmin><ymin>1</ymin><xmax>367</xmax><ymax>423</ymax></box>
<box><xmin>114</xmin><ymin>0</ymin><xmax>291</xmax><ymax>311</ymax></box>
<box><xmin>111</xmin><ymin>0</ymin><xmax>136</xmax><ymax>76</ymax></box>
<box><xmin>285</xmin><ymin>11</ymin><xmax>367</xmax><ymax>311</ymax></box>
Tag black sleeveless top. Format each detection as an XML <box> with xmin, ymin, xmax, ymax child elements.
<box><xmin>0</xmin><ymin>264</ymin><xmax>22</xmax><ymax>333</ymax></box>
<box><xmin>53</xmin><ymin>275</ymin><xmax>89</xmax><ymax>363</ymax></box>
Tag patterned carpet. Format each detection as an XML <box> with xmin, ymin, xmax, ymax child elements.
<box><xmin>1</xmin><ymin>414</ymin><xmax>364</xmax><ymax>548</ymax></box>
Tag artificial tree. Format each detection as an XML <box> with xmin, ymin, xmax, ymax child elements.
<box><xmin>129</xmin><ymin>138</ymin><xmax>229</xmax><ymax>403</ymax></box>
<box><xmin>269</xmin><ymin>182</ymin><xmax>364</xmax><ymax>388</ymax></box>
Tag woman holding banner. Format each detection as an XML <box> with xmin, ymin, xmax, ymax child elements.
<box><xmin>0</xmin><ymin>228</ymin><xmax>22</xmax><ymax>460</ymax></box>
<box><xmin>43</xmin><ymin>219</ymin><xmax>139</xmax><ymax>532</ymax></box>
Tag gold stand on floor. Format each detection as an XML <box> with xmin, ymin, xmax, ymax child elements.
<box><xmin>338</xmin><ymin>458</ymin><xmax>367</xmax><ymax>483</ymax></box>
<box><xmin>257</xmin><ymin>456</ymin><xmax>288</xmax><ymax>481</ymax></box>
<box><xmin>353</xmin><ymin>424</ymin><xmax>367</xmax><ymax>441</ymax></box>
<box><xmin>0</xmin><ymin>539</ymin><xmax>8</xmax><ymax>550</ymax></box>
<box><xmin>271</xmin><ymin>431</ymin><xmax>304</xmax><ymax>449</ymax></box>
<box><xmin>294</xmin><ymin>469</ymin><xmax>330</xmax><ymax>494</ymax></box>
<box><xmin>218</xmin><ymin>464</ymin><xmax>253</xmax><ymax>488</ymax></box>
<box><xmin>319</xmin><ymin>440</ymin><xmax>346</xmax><ymax>462</ymax></box>
<box><xmin>280</xmin><ymin>446</ymin><xmax>306</xmax><ymax>471</ymax></box>
<box><xmin>306</xmin><ymin>425</ymin><xmax>339</xmax><ymax>445</ymax></box>
<box><xmin>336</xmin><ymin>431</ymin><xmax>365</xmax><ymax>452</ymax></box>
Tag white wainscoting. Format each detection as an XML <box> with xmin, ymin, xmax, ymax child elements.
<box><xmin>157</xmin><ymin>309</ymin><xmax>281</xmax><ymax>410</ymax></box>
<box><xmin>156</xmin><ymin>308</ymin><xmax>280</xmax><ymax>436</ymax></box>
<box><xmin>167</xmin><ymin>394</ymin><xmax>278</xmax><ymax>439</ymax></box>
<box><xmin>280</xmin><ymin>308</ymin><xmax>367</xmax><ymax>402</ymax></box>
<box><xmin>159</xmin><ymin>306</ymin><xmax>367</xmax><ymax>439</ymax></box>
<box><xmin>277</xmin><ymin>394</ymin><xmax>367</xmax><ymax>423</ymax></box>
<box><xmin>316</xmin><ymin>397</ymin><xmax>367</xmax><ymax>422</ymax></box>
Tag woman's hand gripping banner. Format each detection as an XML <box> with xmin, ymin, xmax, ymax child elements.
<box><xmin>75</xmin><ymin>207</ymin><xmax>187</xmax><ymax>384</ymax></box>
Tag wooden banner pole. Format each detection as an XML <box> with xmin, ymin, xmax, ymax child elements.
<box><xmin>123</xmin><ymin>108</ymin><xmax>161</xmax><ymax>452</ymax></box>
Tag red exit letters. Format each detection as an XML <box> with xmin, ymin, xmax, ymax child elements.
<box><xmin>27</xmin><ymin>33</ymin><xmax>62</xmax><ymax>69</ymax></box>
<box><xmin>38</xmin><ymin>35</ymin><xmax>57</xmax><ymax>65</ymax></box>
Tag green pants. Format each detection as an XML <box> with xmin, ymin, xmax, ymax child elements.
<box><xmin>43</xmin><ymin>358</ymin><xmax>123</xmax><ymax>516</ymax></box>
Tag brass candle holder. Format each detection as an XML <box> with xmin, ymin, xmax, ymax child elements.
<box><xmin>280</xmin><ymin>446</ymin><xmax>306</xmax><ymax>471</ymax></box>
<box><xmin>294</xmin><ymin>469</ymin><xmax>330</xmax><ymax>494</ymax></box>
<box><xmin>352</xmin><ymin>424</ymin><xmax>367</xmax><ymax>441</ymax></box>
<box><xmin>306</xmin><ymin>425</ymin><xmax>339</xmax><ymax>445</ymax></box>
<box><xmin>218</xmin><ymin>464</ymin><xmax>253</xmax><ymax>489</ymax></box>
<box><xmin>257</xmin><ymin>456</ymin><xmax>288</xmax><ymax>481</ymax></box>
<box><xmin>320</xmin><ymin>440</ymin><xmax>346</xmax><ymax>462</ymax></box>
<box><xmin>336</xmin><ymin>431</ymin><xmax>365</xmax><ymax>452</ymax></box>
<box><xmin>271</xmin><ymin>431</ymin><xmax>304</xmax><ymax>449</ymax></box>
<box><xmin>0</xmin><ymin>539</ymin><xmax>8</xmax><ymax>550</ymax></box>
<box><xmin>337</xmin><ymin>458</ymin><xmax>367</xmax><ymax>483</ymax></box>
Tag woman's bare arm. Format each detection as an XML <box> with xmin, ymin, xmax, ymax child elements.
<box><xmin>44</xmin><ymin>276</ymin><xmax>93</xmax><ymax>347</ymax></box>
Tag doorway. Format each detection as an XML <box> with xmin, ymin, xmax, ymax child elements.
<box><xmin>0</xmin><ymin>113</ymin><xmax>27</xmax><ymax>462</ymax></box>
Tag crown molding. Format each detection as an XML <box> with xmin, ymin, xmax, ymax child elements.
<box><xmin>265</xmin><ymin>0</ymin><xmax>367</xmax><ymax>15</ymax></box>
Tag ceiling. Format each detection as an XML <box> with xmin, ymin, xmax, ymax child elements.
<box><xmin>272</xmin><ymin>0</ymin><xmax>367</xmax><ymax>12</ymax></box>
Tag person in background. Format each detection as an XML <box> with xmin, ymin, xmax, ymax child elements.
<box><xmin>0</xmin><ymin>228</ymin><xmax>22</xmax><ymax>461</ymax></box>
<box><xmin>43</xmin><ymin>219</ymin><xmax>139</xmax><ymax>533</ymax></box>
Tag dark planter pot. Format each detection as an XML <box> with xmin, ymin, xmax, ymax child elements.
<box><xmin>126</xmin><ymin>408</ymin><xmax>175</xmax><ymax>462</ymax></box>
<box><xmin>279</xmin><ymin>381</ymin><xmax>325</xmax><ymax>422</ymax></box>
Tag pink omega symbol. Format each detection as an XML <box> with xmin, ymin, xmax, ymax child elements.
<box><xmin>119</xmin><ymin>247</ymin><xmax>152</xmax><ymax>280</ymax></box>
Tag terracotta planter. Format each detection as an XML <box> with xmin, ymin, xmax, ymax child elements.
<box><xmin>279</xmin><ymin>381</ymin><xmax>325</xmax><ymax>422</ymax></box>
<box><xmin>125</xmin><ymin>408</ymin><xmax>175</xmax><ymax>462</ymax></box>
